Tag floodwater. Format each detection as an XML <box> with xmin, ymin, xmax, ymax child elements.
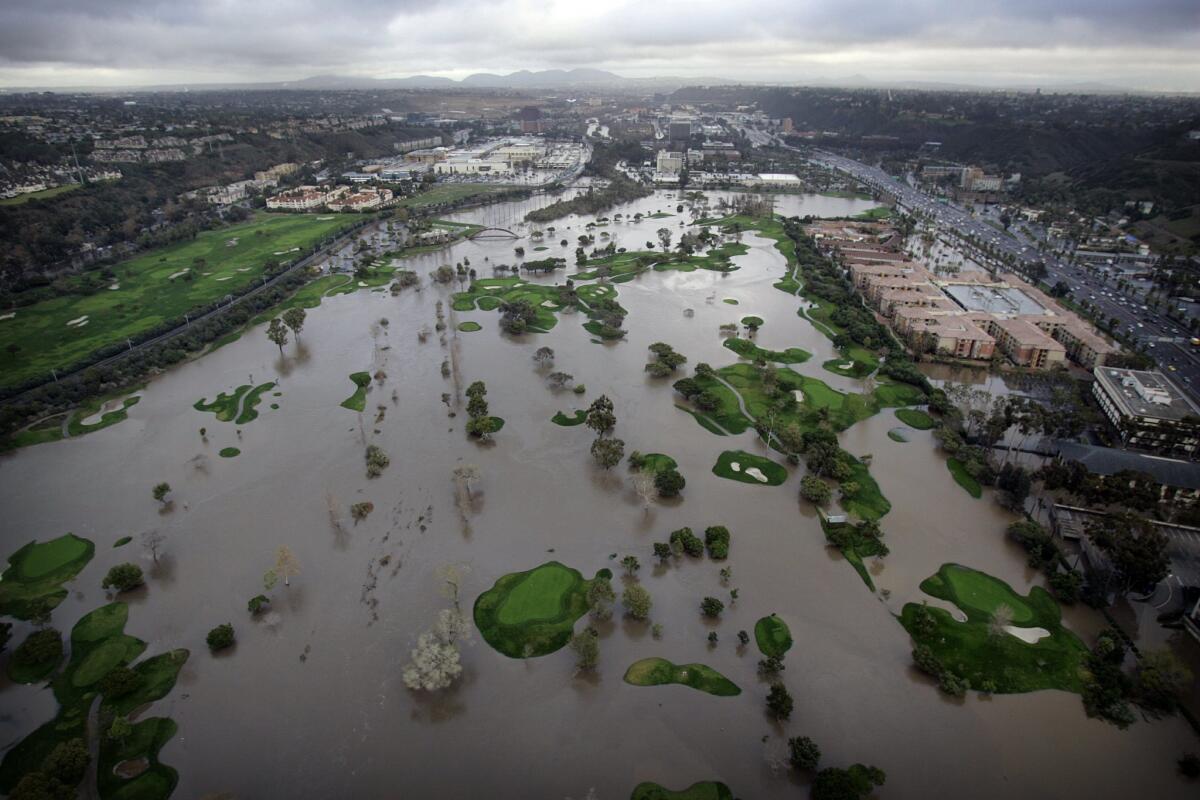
<box><xmin>1</xmin><ymin>190</ymin><xmax>1196</xmax><ymax>799</ymax></box>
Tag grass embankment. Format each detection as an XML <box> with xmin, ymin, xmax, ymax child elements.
<box><xmin>754</xmin><ymin>614</ymin><xmax>793</xmax><ymax>658</ymax></box>
<box><xmin>838</xmin><ymin>457</ymin><xmax>891</xmax><ymax>522</ymax></box>
<box><xmin>623</xmin><ymin>658</ymin><xmax>741</xmax><ymax>697</ymax></box>
<box><xmin>899</xmin><ymin>564</ymin><xmax>1089</xmax><ymax>694</ymax></box>
<box><xmin>0</xmin><ymin>533</ymin><xmax>94</xmax><ymax>620</ymax></box>
<box><xmin>894</xmin><ymin>408</ymin><xmax>935</xmax><ymax>430</ymax></box>
<box><xmin>3</xmin><ymin>390</ymin><xmax>143</xmax><ymax>451</ymax></box>
<box><xmin>821</xmin><ymin>345</ymin><xmax>879</xmax><ymax>379</ymax></box>
<box><xmin>551</xmin><ymin>410</ymin><xmax>587</xmax><ymax>426</ymax></box>
<box><xmin>340</xmin><ymin>371</ymin><xmax>371</xmax><ymax>411</ymax></box>
<box><xmin>887</xmin><ymin>429</ymin><xmax>908</xmax><ymax>442</ymax></box>
<box><xmin>0</xmin><ymin>212</ymin><xmax>353</xmax><ymax>390</ymax></box>
<box><xmin>452</xmin><ymin>277</ymin><xmax>564</xmax><ymax>331</ymax></box>
<box><xmin>0</xmin><ymin>184</ymin><xmax>80</xmax><ymax>206</ymax></box>
<box><xmin>722</xmin><ymin>338</ymin><xmax>810</xmax><ymax>364</ymax></box>
<box><xmin>947</xmin><ymin>458</ymin><xmax>983</xmax><ymax>498</ymax></box>
<box><xmin>855</xmin><ymin>206</ymin><xmax>894</xmax><ymax>221</ymax></box>
<box><xmin>474</xmin><ymin>562</ymin><xmax>611</xmax><ymax>658</ymax></box>
<box><xmin>0</xmin><ymin>602</ymin><xmax>188</xmax><ymax>799</ymax></box>
<box><xmin>631</xmin><ymin>782</ymin><xmax>733</xmax><ymax>800</ymax></box>
<box><xmin>712</xmin><ymin>450</ymin><xmax>787</xmax><ymax>486</ymax></box>
<box><xmin>194</xmin><ymin>381</ymin><xmax>275</xmax><ymax>424</ymax></box>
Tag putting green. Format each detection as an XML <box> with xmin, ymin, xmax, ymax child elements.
<box><xmin>740</xmin><ymin>315</ymin><xmax>764</xmax><ymax>328</ymax></box>
<box><xmin>623</xmin><ymin>658</ymin><xmax>740</xmax><ymax>697</ymax></box>
<box><xmin>474</xmin><ymin>562</ymin><xmax>610</xmax><ymax>658</ymax></box>
<box><xmin>551</xmin><ymin>410</ymin><xmax>587</xmax><ymax>426</ymax></box>
<box><xmin>0</xmin><ymin>533</ymin><xmax>95</xmax><ymax>620</ymax></box>
<box><xmin>936</xmin><ymin>564</ymin><xmax>1035</xmax><ymax>622</ymax></box>
<box><xmin>754</xmin><ymin>614</ymin><xmax>793</xmax><ymax>658</ymax></box>
<box><xmin>895</xmin><ymin>408</ymin><xmax>935</xmax><ymax>430</ymax></box>
<box><xmin>712</xmin><ymin>450</ymin><xmax>787</xmax><ymax>486</ymax></box>
<box><xmin>631</xmin><ymin>781</ymin><xmax>734</xmax><ymax>800</ymax></box>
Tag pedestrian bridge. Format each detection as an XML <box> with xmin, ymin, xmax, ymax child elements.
<box><xmin>468</xmin><ymin>227</ymin><xmax>520</xmax><ymax>240</ymax></box>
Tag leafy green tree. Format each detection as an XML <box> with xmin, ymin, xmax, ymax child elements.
<box><xmin>107</xmin><ymin>716</ymin><xmax>133</xmax><ymax>743</ymax></box>
<box><xmin>585</xmin><ymin>395</ymin><xmax>616</xmax><ymax>436</ymax></box>
<box><xmin>152</xmin><ymin>482</ymin><xmax>171</xmax><ymax>504</ymax></box>
<box><xmin>700</xmin><ymin>596</ymin><xmax>725</xmax><ymax>618</ymax></box>
<box><xmin>622</xmin><ymin>585</ymin><xmax>652</xmax><ymax>619</ymax></box>
<box><xmin>282</xmin><ymin>307</ymin><xmax>307</xmax><ymax>342</ymax></box>
<box><xmin>653</xmin><ymin>542</ymin><xmax>672</xmax><ymax>563</ymax></box>
<box><xmin>621</xmin><ymin>555</ymin><xmax>640</xmax><ymax>576</ymax></box>
<box><xmin>811</xmin><ymin>764</ymin><xmax>886</xmax><ymax>800</ymax></box>
<box><xmin>206</xmin><ymin>623</ymin><xmax>236</xmax><ymax>652</ymax></box>
<box><xmin>569</xmin><ymin>627</ymin><xmax>599</xmax><ymax>671</ymax></box>
<box><xmin>102</xmin><ymin>563</ymin><xmax>144</xmax><ymax>593</ymax></box>
<box><xmin>801</xmin><ymin>475</ymin><xmax>831</xmax><ymax>505</ymax></box>
<box><xmin>587</xmin><ymin>577</ymin><xmax>616</xmax><ymax>620</ymax></box>
<box><xmin>655</xmin><ymin>468</ymin><xmax>686</xmax><ymax>498</ymax></box>
<box><xmin>670</xmin><ymin>527</ymin><xmax>704</xmax><ymax>556</ymax></box>
<box><xmin>788</xmin><ymin>736</ymin><xmax>821</xmax><ymax>771</ymax></box>
<box><xmin>98</xmin><ymin>666</ymin><xmax>141</xmax><ymax>699</ymax></box>
<box><xmin>1134</xmin><ymin>649</ymin><xmax>1193</xmax><ymax>714</ymax></box>
<box><xmin>266</xmin><ymin>317</ymin><xmax>289</xmax><ymax>354</ymax></box>
<box><xmin>766</xmin><ymin>682</ymin><xmax>794</xmax><ymax>720</ymax></box>
<box><xmin>13</xmin><ymin>628</ymin><xmax>62</xmax><ymax>668</ymax></box>
<box><xmin>590</xmin><ymin>436</ymin><xmax>625</xmax><ymax>469</ymax></box>
<box><xmin>41</xmin><ymin>738</ymin><xmax>90</xmax><ymax>787</ymax></box>
<box><xmin>1088</xmin><ymin>512</ymin><xmax>1169</xmax><ymax>595</ymax></box>
<box><xmin>704</xmin><ymin>526</ymin><xmax>731</xmax><ymax>559</ymax></box>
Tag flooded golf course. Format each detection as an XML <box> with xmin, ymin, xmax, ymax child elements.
<box><xmin>1</xmin><ymin>190</ymin><xmax>1196</xmax><ymax>799</ymax></box>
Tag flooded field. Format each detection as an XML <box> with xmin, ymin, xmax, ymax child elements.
<box><xmin>1</xmin><ymin>190</ymin><xmax>1196</xmax><ymax>799</ymax></box>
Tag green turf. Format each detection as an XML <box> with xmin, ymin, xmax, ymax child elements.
<box><xmin>712</xmin><ymin>450</ymin><xmax>788</xmax><ymax>486</ymax></box>
<box><xmin>194</xmin><ymin>381</ymin><xmax>274</xmax><ymax>424</ymax></box>
<box><xmin>754</xmin><ymin>614</ymin><xmax>793</xmax><ymax>658</ymax></box>
<box><xmin>722</xmin><ymin>338</ymin><xmax>811</xmax><ymax>364</ymax></box>
<box><xmin>0</xmin><ymin>601</ymin><xmax>187</xmax><ymax>798</ymax></box>
<box><xmin>947</xmin><ymin>458</ymin><xmax>983</xmax><ymax>498</ymax></box>
<box><xmin>631</xmin><ymin>781</ymin><xmax>733</xmax><ymax>800</ymax></box>
<box><xmin>551</xmin><ymin>410</ymin><xmax>587</xmax><ymax>426</ymax></box>
<box><xmin>474</xmin><ymin>562</ymin><xmax>607</xmax><ymax>658</ymax></box>
<box><xmin>340</xmin><ymin>371</ymin><xmax>371</xmax><ymax>411</ymax></box>
<box><xmin>855</xmin><ymin>206</ymin><xmax>894</xmax><ymax>221</ymax></box>
<box><xmin>0</xmin><ymin>212</ymin><xmax>354</xmax><ymax>389</ymax></box>
<box><xmin>838</xmin><ymin>457</ymin><xmax>891</xmax><ymax>522</ymax></box>
<box><xmin>639</xmin><ymin>453</ymin><xmax>678</xmax><ymax>474</ymax></box>
<box><xmin>899</xmin><ymin>564</ymin><xmax>1089</xmax><ymax>693</ymax></box>
<box><xmin>722</xmin><ymin>298</ymin><xmax>739</xmax><ymax>305</ymax></box>
<box><xmin>218</xmin><ymin>447</ymin><xmax>240</xmax><ymax>458</ymax></box>
<box><xmin>0</xmin><ymin>183</ymin><xmax>80</xmax><ymax>206</ymax></box>
<box><xmin>821</xmin><ymin>357</ymin><xmax>875</xmax><ymax>379</ymax></box>
<box><xmin>114</xmin><ymin>536</ymin><xmax>132</xmax><ymax>548</ymax></box>
<box><xmin>887</xmin><ymin>429</ymin><xmax>909</xmax><ymax>442</ymax></box>
<box><xmin>895</xmin><ymin>408</ymin><xmax>935</xmax><ymax>430</ymax></box>
<box><xmin>0</xmin><ymin>533</ymin><xmax>95</xmax><ymax>620</ymax></box>
<box><xmin>623</xmin><ymin>657</ymin><xmax>741</xmax><ymax>697</ymax></box>
<box><xmin>457</xmin><ymin>321</ymin><xmax>482</xmax><ymax>332</ymax></box>
<box><xmin>740</xmin><ymin>315</ymin><xmax>764</xmax><ymax>328</ymax></box>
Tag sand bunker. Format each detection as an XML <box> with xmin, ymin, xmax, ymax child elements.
<box><xmin>792</xmin><ymin>390</ymin><xmax>805</xmax><ymax>403</ymax></box>
<box><xmin>840</xmin><ymin>361</ymin><xmax>854</xmax><ymax>369</ymax></box>
<box><xmin>109</xmin><ymin>283</ymin><xmax>120</xmax><ymax>290</ymax></box>
<box><xmin>1004</xmin><ymin>625</ymin><xmax>1050</xmax><ymax>644</ymax></box>
<box><xmin>66</xmin><ymin>315</ymin><xmax>89</xmax><ymax>328</ymax></box>
<box><xmin>358</xmin><ymin>281</ymin><xmax>368</xmax><ymax>287</ymax></box>
<box><xmin>0</xmin><ymin>312</ymin><xmax>14</xmax><ymax>321</ymax></box>
<box><xmin>316</xmin><ymin>215</ymin><xmax>335</xmax><ymax>220</ymax></box>
<box><xmin>744</xmin><ymin>467</ymin><xmax>769</xmax><ymax>483</ymax></box>
<box><xmin>167</xmin><ymin>269</ymin><xmax>190</xmax><ymax>280</ymax></box>
<box><xmin>237</xmin><ymin>267</ymin><xmax>251</xmax><ymax>272</ymax></box>
<box><xmin>215</xmin><ymin>276</ymin><xmax>232</xmax><ymax>281</ymax></box>
<box><xmin>541</xmin><ymin>300</ymin><xmax>556</xmax><ymax>307</ymax></box>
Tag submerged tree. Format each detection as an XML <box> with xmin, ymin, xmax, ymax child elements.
<box><xmin>403</xmin><ymin>608</ymin><xmax>471</xmax><ymax>691</ymax></box>
<box><xmin>266</xmin><ymin>317</ymin><xmax>289</xmax><ymax>354</ymax></box>
<box><xmin>282</xmin><ymin>307</ymin><xmax>307</xmax><ymax>342</ymax></box>
<box><xmin>264</xmin><ymin>545</ymin><xmax>301</xmax><ymax>589</ymax></box>
<box><xmin>141</xmin><ymin>530</ymin><xmax>165</xmax><ymax>563</ymax></box>
<box><xmin>569</xmin><ymin>626</ymin><xmax>600</xmax><ymax>671</ymax></box>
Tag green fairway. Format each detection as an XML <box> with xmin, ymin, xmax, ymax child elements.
<box><xmin>194</xmin><ymin>381</ymin><xmax>275</xmax><ymax>424</ymax></box>
<box><xmin>754</xmin><ymin>614</ymin><xmax>793</xmax><ymax>658</ymax></box>
<box><xmin>551</xmin><ymin>409</ymin><xmax>587</xmax><ymax>426</ymax></box>
<box><xmin>474</xmin><ymin>562</ymin><xmax>610</xmax><ymax>658</ymax></box>
<box><xmin>0</xmin><ymin>212</ymin><xmax>354</xmax><ymax>390</ymax></box>
<box><xmin>631</xmin><ymin>781</ymin><xmax>733</xmax><ymax>800</ymax></box>
<box><xmin>895</xmin><ymin>408</ymin><xmax>935</xmax><ymax>429</ymax></box>
<box><xmin>0</xmin><ymin>533</ymin><xmax>95</xmax><ymax>620</ymax></box>
<box><xmin>340</xmin><ymin>371</ymin><xmax>372</xmax><ymax>411</ymax></box>
<box><xmin>623</xmin><ymin>657</ymin><xmax>741</xmax><ymax>697</ymax></box>
<box><xmin>838</xmin><ymin>458</ymin><xmax>891</xmax><ymax>522</ymax></box>
<box><xmin>712</xmin><ymin>450</ymin><xmax>787</xmax><ymax>486</ymax></box>
<box><xmin>722</xmin><ymin>338</ymin><xmax>811</xmax><ymax>364</ymax></box>
<box><xmin>0</xmin><ymin>601</ymin><xmax>188</xmax><ymax>798</ymax></box>
<box><xmin>899</xmin><ymin>564</ymin><xmax>1088</xmax><ymax>693</ymax></box>
<box><xmin>947</xmin><ymin>458</ymin><xmax>983</xmax><ymax>498</ymax></box>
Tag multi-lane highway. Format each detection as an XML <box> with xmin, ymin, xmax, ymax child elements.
<box><xmin>792</xmin><ymin>146</ymin><xmax>1200</xmax><ymax>399</ymax></box>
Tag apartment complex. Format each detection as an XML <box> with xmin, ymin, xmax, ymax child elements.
<box><xmin>1092</xmin><ymin>367</ymin><xmax>1200</xmax><ymax>457</ymax></box>
<box><xmin>810</xmin><ymin>220</ymin><xmax>1116</xmax><ymax>371</ymax></box>
<box><xmin>266</xmin><ymin>185</ymin><xmax>349</xmax><ymax>211</ymax></box>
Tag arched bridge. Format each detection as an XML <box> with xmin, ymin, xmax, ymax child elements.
<box><xmin>468</xmin><ymin>227</ymin><xmax>520</xmax><ymax>240</ymax></box>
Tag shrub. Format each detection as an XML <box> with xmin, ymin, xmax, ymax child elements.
<box><xmin>704</xmin><ymin>525</ymin><xmax>731</xmax><ymax>559</ymax></box>
<box><xmin>767</xmin><ymin>682</ymin><xmax>794</xmax><ymax>720</ymax></box>
<box><xmin>669</xmin><ymin>527</ymin><xmax>704</xmax><ymax>557</ymax></box>
<box><xmin>622</xmin><ymin>585</ymin><xmax>653</xmax><ymax>619</ymax></box>
<box><xmin>248</xmin><ymin>595</ymin><xmax>270</xmax><ymax>615</ymax></box>
<box><xmin>938</xmin><ymin>671</ymin><xmax>970</xmax><ymax>697</ymax></box>
<box><xmin>13</xmin><ymin>628</ymin><xmax>62</xmax><ymax>667</ymax></box>
<box><xmin>700</xmin><ymin>596</ymin><xmax>725</xmax><ymax>618</ymax></box>
<box><xmin>207</xmin><ymin>623</ymin><xmax>236</xmax><ymax>652</ymax></box>
<box><xmin>102</xmin><ymin>563</ymin><xmax>145</xmax><ymax>593</ymax></box>
<box><xmin>788</xmin><ymin>736</ymin><xmax>821</xmax><ymax>771</ymax></box>
<box><xmin>98</xmin><ymin>666</ymin><xmax>141</xmax><ymax>699</ymax></box>
<box><xmin>655</xmin><ymin>468</ymin><xmax>686</xmax><ymax>497</ymax></box>
<box><xmin>42</xmin><ymin>738</ymin><xmax>90</xmax><ymax>786</ymax></box>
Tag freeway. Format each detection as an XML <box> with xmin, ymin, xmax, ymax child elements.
<box><xmin>789</xmin><ymin>145</ymin><xmax>1200</xmax><ymax>401</ymax></box>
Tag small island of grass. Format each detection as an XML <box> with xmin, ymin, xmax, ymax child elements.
<box><xmin>551</xmin><ymin>410</ymin><xmax>587</xmax><ymax>426</ymax></box>
<box><xmin>474</xmin><ymin>562</ymin><xmax>610</xmax><ymax>658</ymax></box>
<box><xmin>722</xmin><ymin>298</ymin><xmax>739</xmax><ymax>305</ymax></box>
<box><xmin>194</xmin><ymin>381</ymin><xmax>275</xmax><ymax>424</ymax></box>
<box><xmin>712</xmin><ymin>450</ymin><xmax>787</xmax><ymax>486</ymax></box>
<box><xmin>895</xmin><ymin>408</ymin><xmax>935</xmax><ymax>430</ymax></box>
<box><xmin>219</xmin><ymin>447</ymin><xmax>240</xmax><ymax>458</ymax></box>
<box><xmin>723</xmin><ymin>338</ymin><xmax>810</xmax><ymax>364</ymax></box>
<box><xmin>631</xmin><ymin>781</ymin><xmax>733</xmax><ymax>800</ymax></box>
<box><xmin>340</xmin><ymin>371</ymin><xmax>371</xmax><ymax>411</ymax></box>
<box><xmin>740</xmin><ymin>315</ymin><xmax>764</xmax><ymax>328</ymax></box>
<box><xmin>457</xmin><ymin>321</ymin><xmax>482</xmax><ymax>332</ymax></box>
<box><xmin>623</xmin><ymin>657</ymin><xmax>740</xmax><ymax>697</ymax></box>
<box><xmin>947</xmin><ymin>458</ymin><xmax>982</xmax><ymax>498</ymax></box>
<box><xmin>754</xmin><ymin>614</ymin><xmax>793</xmax><ymax>658</ymax></box>
<box><xmin>0</xmin><ymin>533</ymin><xmax>95</xmax><ymax>620</ymax></box>
<box><xmin>114</xmin><ymin>536</ymin><xmax>132</xmax><ymax>548</ymax></box>
<box><xmin>899</xmin><ymin>564</ymin><xmax>1088</xmax><ymax>694</ymax></box>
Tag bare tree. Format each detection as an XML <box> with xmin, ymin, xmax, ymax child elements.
<box><xmin>631</xmin><ymin>472</ymin><xmax>657</xmax><ymax>514</ymax></box>
<box><xmin>265</xmin><ymin>545</ymin><xmax>301</xmax><ymax>588</ymax></box>
<box><xmin>141</xmin><ymin>530</ymin><xmax>165</xmax><ymax>563</ymax></box>
<box><xmin>453</xmin><ymin>464</ymin><xmax>480</xmax><ymax>500</ymax></box>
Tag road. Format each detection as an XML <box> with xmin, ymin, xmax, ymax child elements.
<box><xmin>780</xmin><ymin>143</ymin><xmax>1200</xmax><ymax>400</ymax></box>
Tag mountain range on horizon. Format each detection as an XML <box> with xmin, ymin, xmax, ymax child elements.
<box><xmin>0</xmin><ymin>67</ymin><xmax>1165</xmax><ymax>96</ymax></box>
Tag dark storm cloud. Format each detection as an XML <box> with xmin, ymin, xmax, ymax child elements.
<box><xmin>0</xmin><ymin>0</ymin><xmax>1196</xmax><ymax>86</ymax></box>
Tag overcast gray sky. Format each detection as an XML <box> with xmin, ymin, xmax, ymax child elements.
<box><xmin>1</xmin><ymin>0</ymin><xmax>1198</xmax><ymax>90</ymax></box>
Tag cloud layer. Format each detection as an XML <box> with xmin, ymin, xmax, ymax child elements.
<box><xmin>1</xmin><ymin>0</ymin><xmax>1198</xmax><ymax>89</ymax></box>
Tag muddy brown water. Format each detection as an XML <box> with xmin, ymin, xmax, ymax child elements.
<box><xmin>1</xmin><ymin>191</ymin><xmax>1195</xmax><ymax>799</ymax></box>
